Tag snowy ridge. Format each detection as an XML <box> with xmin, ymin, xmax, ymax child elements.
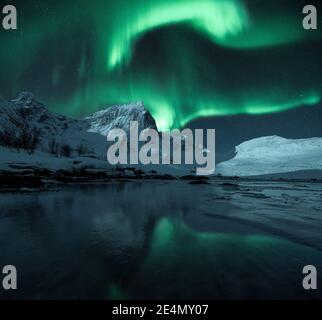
<box><xmin>85</xmin><ymin>102</ymin><xmax>158</xmax><ymax>136</ymax></box>
<box><xmin>0</xmin><ymin>93</ymin><xmax>164</xmax><ymax>178</ymax></box>
<box><xmin>1</xmin><ymin>92</ymin><xmax>106</xmax><ymax>158</ymax></box>
<box><xmin>2</xmin><ymin>93</ymin><xmax>322</xmax><ymax>179</ymax></box>
<box><xmin>216</xmin><ymin>136</ymin><xmax>322</xmax><ymax>177</ymax></box>
<box><xmin>0</xmin><ymin>93</ymin><xmax>157</xmax><ymax>161</ymax></box>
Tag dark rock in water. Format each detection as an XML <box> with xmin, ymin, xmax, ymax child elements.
<box><xmin>142</xmin><ymin>174</ymin><xmax>176</xmax><ymax>180</ymax></box>
<box><xmin>135</xmin><ymin>169</ymin><xmax>145</xmax><ymax>175</ymax></box>
<box><xmin>156</xmin><ymin>174</ymin><xmax>176</xmax><ymax>180</ymax></box>
<box><xmin>115</xmin><ymin>179</ymin><xmax>133</xmax><ymax>183</ymax></box>
<box><xmin>180</xmin><ymin>175</ymin><xmax>209</xmax><ymax>181</ymax></box>
<box><xmin>221</xmin><ymin>182</ymin><xmax>240</xmax><ymax>191</ymax></box>
<box><xmin>180</xmin><ymin>175</ymin><xmax>194</xmax><ymax>180</ymax></box>
<box><xmin>189</xmin><ymin>180</ymin><xmax>210</xmax><ymax>185</ymax></box>
<box><xmin>240</xmin><ymin>192</ymin><xmax>270</xmax><ymax>199</ymax></box>
<box><xmin>0</xmin><ymin>173</ymin><xmax>43</xmax><ymax>189</ymax></box>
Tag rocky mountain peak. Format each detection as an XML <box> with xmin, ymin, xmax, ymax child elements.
<box><xmin>11</xmin><ymin>92</ymin><xmax>44</xmax><ymax>109</ymax></box>
<box><xmin>86</xmin><ymin>102</ymin><xmax>158</xmax><ymax>136</ymax></box>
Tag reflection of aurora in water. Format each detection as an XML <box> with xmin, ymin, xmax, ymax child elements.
<box><xmin>108</xmin><ymin>217</ymin><xmax>322</xmax><ymax>300</ymax></box>
<box><xmin>1</xmin><ymin>181</ymin><xmax>322</xmax><ymax>299</ymax></box>
<box><xmin>1</xmin><ymin>0</ymin><xmax>322</xmax><ymax>129</ymax></box>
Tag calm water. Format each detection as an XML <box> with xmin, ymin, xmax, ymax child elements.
<box><xmin>0</xmin><ymin>180</ymin><xmax>322</xmax><ymax>300</ymax></box>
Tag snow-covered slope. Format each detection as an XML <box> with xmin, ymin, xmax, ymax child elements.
<box><xmin>216</xmin><ymin>136</ymin><xmax>322</xmax><ymax>177</ymax></box>
<box><xmin>85</xmin><ymin>102</ymin><xmax>158</xmax><ymax>136</ymax></box>
<box><xmin>0</xmin><ymin>93</ymin><xmax>168</xmax><ymax>178</ymax></box>
<box><xmin>0</xmin><ymin>92</ymin><xmax>105</xmax><ymax>158</ymax></box>
<box><xmin>0</xmin><ymin>93</ymin><xmax>157</xmax><ymax>162</ymax></box>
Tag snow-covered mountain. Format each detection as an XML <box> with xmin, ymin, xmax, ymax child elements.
<box><xmin>216</xmin><ymin>136</ymin><xmax>322</xmax><ymax>177</ymax></box>
<box><xmin>85</xmin><ymin>102</ymin><xmax>157</xmax><ymax>136</ymax></box>
<box><xmin>3</xmin><ymin>94</ymin><xmax>322</xmax><ymax>179</ymax></box>
<box><xmin>0</xmin><ymin>93</ymin><xmax>157</xmax><ymax>160</ymax></box>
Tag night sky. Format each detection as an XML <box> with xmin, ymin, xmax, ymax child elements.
<box><xmin>0</xmin><ymin>0</ymin><xmax>322</xmax><ymax>135</ymax></box>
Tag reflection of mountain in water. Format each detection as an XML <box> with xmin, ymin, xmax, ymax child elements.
<box><xmin>1</xmin><ymin>180</ymin><xmax>322</xmax><ymax>299</ymax></box>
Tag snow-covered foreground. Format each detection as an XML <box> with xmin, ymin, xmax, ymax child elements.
<box><xmin>0</xmin><ymin>147</ymin><xmax>112</xmax><ymax>173</ymax></box>
<box><xmin>217</xmin><ymin>136</ymin><xmax>322</xmax><ymax>177</ymax></box>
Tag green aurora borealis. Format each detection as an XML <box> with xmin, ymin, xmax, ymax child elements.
<box><xmin>1</xmin><ymin>0</ymin><xmax>322</xmax><ymax>129</ymax></box>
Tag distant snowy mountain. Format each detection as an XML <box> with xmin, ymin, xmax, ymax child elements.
<box><xmin>216</xmin><ymin>136</ymin><xmax>322</xmax><ymax>177</ymax></box>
